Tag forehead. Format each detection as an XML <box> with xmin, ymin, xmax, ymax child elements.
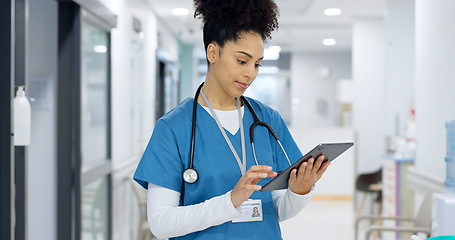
<box><xmin>223</xmin><ymin>32</ymin><xmax>264</xmax><ymax>57</ymax></box>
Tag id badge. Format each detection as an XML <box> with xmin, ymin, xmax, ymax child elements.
<box><xmin>232</xmin><ymin>199</ymin><xmax>263</xmax><ymax>223</ymax></box>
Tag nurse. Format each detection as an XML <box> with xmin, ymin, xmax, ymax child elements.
<box><xmin>133</xmin><ymin>0</ymin><xmax>331</xmax><ymax>239</ymax></box>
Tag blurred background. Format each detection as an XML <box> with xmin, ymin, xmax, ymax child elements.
<box><xmin>2</xmin><ymin>0</ymin><xmax>455</xmax><ymax>239</ymax></box>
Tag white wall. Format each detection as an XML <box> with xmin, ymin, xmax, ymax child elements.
<box><xmin>98</xmin><ymin>1</ymin><xmax>178</xmax><ymax>239</ymax></box>
<box><xmin>384</xmin><ymin>0</ymin><xmax>415</xmax><ymax>139</ymax></box>
<box><xmin>108</xmin><ymin>0</ymin><xmax>156</xmax><ymax>163</ymax></box>
<box><xmin>415</xmin><ymin>0</ymin><xmax>455</xmax><ymax>179</ymax></box>
<box><xmin>290</xmin><ymin>52</ymin><xmax>352</xmax><ymax>128</ymax></box>
<box><xmin>352</xmin><ymin>18</ymin><xmax>386</xmax><ymax>173</ymax></box>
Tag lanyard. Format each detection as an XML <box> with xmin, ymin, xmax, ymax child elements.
<box><xmin>200</xmin><ymin>90</ymin><xmax>247</xmax><ymax>175</ymax></box>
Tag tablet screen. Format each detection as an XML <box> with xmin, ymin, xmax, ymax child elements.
<box><xmin>260</xmin><ymin>142</ymin><xmax>354</xmax><ymax>192</ymax></box>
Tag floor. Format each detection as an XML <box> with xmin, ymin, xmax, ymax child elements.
<box><xmin>280</xmin><ymin>198</ymin><xmax>359</xmax><ymax>240</ymax></box>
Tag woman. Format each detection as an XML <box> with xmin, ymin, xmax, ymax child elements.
<box><xmin>134</xmin><ymin>0</ymin><xmax>330</xmax><ymax>239</ymax></box>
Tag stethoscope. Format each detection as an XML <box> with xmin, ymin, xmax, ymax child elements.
<box><xmin>183</xmin><ymin>82</ymin><xmax>292</xmax><ymax>184</ymax></box>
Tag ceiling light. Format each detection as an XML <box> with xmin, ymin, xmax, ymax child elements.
<box><xmin>268</xmin><ymin>45</ymin><xmax>281</xmax><ymax>52</ymax></box>
<box><xmin>172</xmin><ymin>8</ymin><xmax>189</xmax><ymax>16</ymax></box>
<box><xmin>264</xmin><ymin>46</ymin><xmax>281</xmax><ymax>60</ymax></box>
<box><xmin>93</xmin><ymin>45</ymin><xmax>107</xmax><ymax>53</ymax></box>
<box><xmin>324</xmin><ymin>8</ymin><xmax>342</xmax><ymax>16</ymax></box>
<box><xmin>322</xmin><ymin>38</ymin><xmax>337</xmax><ymax>46</ymax></box>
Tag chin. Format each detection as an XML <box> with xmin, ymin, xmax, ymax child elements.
<box><xmin>232</xmin><ymin>89</ymin><xmax>246</xmax><ymax>98</ymax></box>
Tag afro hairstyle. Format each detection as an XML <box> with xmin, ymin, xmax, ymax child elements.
<box><xmin>194</xmin><ymin>0</ymin><xmax>279</xmax><ymax>61</ymax></box>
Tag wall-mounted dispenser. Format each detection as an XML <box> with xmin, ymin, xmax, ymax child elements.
<box><xmin>14</xmin><ymin>86</ymin><xmax>31</xmax><ymax>146</ymax></box>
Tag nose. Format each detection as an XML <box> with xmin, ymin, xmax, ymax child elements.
<box><xmin>244</xmin><ymin>64</ymin><xmax>257</xmax><ymax>80</ymax></box>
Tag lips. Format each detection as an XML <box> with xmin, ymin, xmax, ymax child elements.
<box><xmin>236</xmin><ymin>81</ymin><xmax>249</xmax><ymax>90</ymax></box>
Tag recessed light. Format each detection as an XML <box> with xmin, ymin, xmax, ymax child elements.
<box><xmin>324</xmin><ymin>8</ymin><xmax>342</xmax><ymax>16</ymax></box>
<box><xmin>268</xmin><ymin>45</ymin><xmax>281</xmax><ymax>52</ymax></box>
<box><xmin>322</xmin><ymin>38</ymin><xmax>337</xmax><ymax>46</ymax></box>
<box><xmin>172</xmin><ymin>8</ymin><xmax>189</xmax><ymax>16</ymax></box>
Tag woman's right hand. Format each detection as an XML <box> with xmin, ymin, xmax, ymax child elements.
<box><xmin>230</xmin><ymin>165</ymin><xmax>277</xmax><ymax>208</ymax></box>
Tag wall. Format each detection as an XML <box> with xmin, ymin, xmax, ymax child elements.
<box><xmin>101</xmin><ymin>0</ymin><xmax>182</xmax><ymax>239</ymax></box>
<box><xmin>384</xmin><ymin>0</ymin><xmax>415</xmax><ymax>140</ymax></box>
<box><xmin>413</xmin><ymin>0</ymin><xmax>455</xmax><ymax>184</ymax></box>
<box><xmin>352</xmin><ymin>18</ymin><xmax>386</xmax><ymax>173</ymax></box>
<box><xmin>27</xmin><ymin>0</ymin><xmax>58</xmax><ymax>239</ymax></box>
<box><xmin>290</xmin><ymin>52</ymin><xmax>352</xmax><ymax>128</ymax></box>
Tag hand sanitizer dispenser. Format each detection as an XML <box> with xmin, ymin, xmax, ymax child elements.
<box><xmin>14</xmin><ymin>86</ymin><xmax>31</xmax><ymax>146</ymax></box>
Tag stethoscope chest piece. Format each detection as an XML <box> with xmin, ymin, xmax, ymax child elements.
<box><xmin>183</xmin><ymin>168</ymin><xmax>198</xmax><ymax>184</ymax></box>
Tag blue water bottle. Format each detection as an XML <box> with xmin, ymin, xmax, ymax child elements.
<box><xmin>445</xmin><ymin>120</ymin><xmax>455</xmax><ymax>193</ymax></box>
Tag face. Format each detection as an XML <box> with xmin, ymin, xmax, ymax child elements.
<box><xmin>206</xmin><ymin>32</ymin><xmax>264</xmax><ymax>98</ymax></box>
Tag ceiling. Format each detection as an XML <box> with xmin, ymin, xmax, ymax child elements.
<box><xmin>146</xmin><ymin>0</ymin><xmax>385</xmax><ymax>53</ymax></box>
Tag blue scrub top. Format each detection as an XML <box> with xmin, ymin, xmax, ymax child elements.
<box><xmin>134</xmin><ymin>97</ymin><xmax>303</xmax><ymax>240</ymax></box>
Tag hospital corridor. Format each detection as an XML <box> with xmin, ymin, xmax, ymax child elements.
<box><xmin>2</xmin><ymin>0</ymin><xmax>455</xmax><ymax>240</ymax></box>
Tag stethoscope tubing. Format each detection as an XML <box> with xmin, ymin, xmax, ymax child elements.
<box><xmin>189</xmin><ymin>83</ymin><xmax>204</xmax><ymax>169</ymax></box>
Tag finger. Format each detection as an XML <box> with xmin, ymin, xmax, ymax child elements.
<box><xmin>268</xmin><ymin>171</ymin><xmax>278</xmax><ymax>178</ymax></box>
<box><xmin>247</xmin><ymin>165</ymin><xmax>273</xmax><ymax>173</ymax></box>
<box><xmin>245</xmin><ymin>171</ymin><xmax>270</xmax><ymax>180</ymax></box>
<box><xmin>244</xmin><ymin>184</ymin><xmax>262</xmax><ymax>191</ymax></box>
<box><xmin>304</xmin><ymin>158</ymin><xmax>314</xmax><ymax>175</ymax></box>
<box><xmin>317</xmin><ymin>161</ymin><xmax>331</xmax><ymax>178</ymax></box>
<box><xmin>252</xmin><ymin>178</ymin><xmax>261</xmax><ymax>185</ymax></box>
<box><xmin>311</xmin><ymin>155</ymin><xmax>325</xmax><ymax>174</ymax></box>
<box><xmin>298</xmin><ymin>161</ymin><xmax>308</xmax><ymax>178</ymax></box>
<box><xmin>289</xmin><ymin>168</ymin><xmax>297</xmax><ymax>182</ymax></box>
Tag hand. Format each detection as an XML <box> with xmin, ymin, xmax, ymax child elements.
<box><xmin>230</xmin><ymin>165</ymin><xmax>277</xmax><ymax>208</ymax></box>
<box><xmin>288</xmin><ymin>155</ymin><xmax>330</xmax><ymax>195</ymax></box>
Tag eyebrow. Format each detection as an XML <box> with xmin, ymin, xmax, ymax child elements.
<box><xmin>236</xmin><ymin>51</ymin><xmax>264</xmax><ymax>61</ymax></box>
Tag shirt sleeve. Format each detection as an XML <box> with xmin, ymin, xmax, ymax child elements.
<box><xmin>147</xmin><ymin>183</ymin><xmax>241</xmax><ymax>239</ymax></box>
<box><xmin>133</xmin><ymin>119</ymin><xmax>184</xmax><ymax>192</ymax></box>
<box><xmin>271</xmin><ymin>186</ymin><xmax>314</xmax><ymax>222</ymax></box>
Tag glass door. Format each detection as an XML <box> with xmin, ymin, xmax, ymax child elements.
<box><xmin>80</xmin><ymin>13</ymin><xmax>112</xmax><ymax>240</ymax></box>
<box><xmin>57</xmin><ymin>2</ymin><xmax>116</xmax><ymax>240</ymax></box>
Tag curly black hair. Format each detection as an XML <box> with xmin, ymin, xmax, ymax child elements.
<box><xmin>194</xmin><ymin>0</ymin><xmax>279</xmax><ymax>56</ymax></box>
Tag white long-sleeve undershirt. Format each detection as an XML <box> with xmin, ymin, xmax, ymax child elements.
<box><xmin>147</xmin><ymin>183</ymin><xmax>313</xmax><ymax>239</ymax></box>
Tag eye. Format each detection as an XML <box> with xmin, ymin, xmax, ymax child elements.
<box><xmin>255</xmin><ymin>63</ymin><xmax>262</xmax><ymax>68</ymax></box>
<box><xmin>237</xmin><ymin>59</ymin><xmax>247</xmax><ymax>64</ymax></box>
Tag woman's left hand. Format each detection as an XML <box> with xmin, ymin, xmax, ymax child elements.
<box><xmin>288</xmin><ymin>155</ymin><xmax>330</xmax><ymax>195</ymax></box>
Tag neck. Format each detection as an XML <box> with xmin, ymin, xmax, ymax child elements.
<box><xmin>198</xmin><ymin>79</ymin><xmax>239</xmax><ymax>111</ymax></box>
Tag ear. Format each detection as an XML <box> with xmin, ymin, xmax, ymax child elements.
<box><xmin>206</xmin><ymin>42</ymin><xmax>218</xmax><ymax>63</ymax></box>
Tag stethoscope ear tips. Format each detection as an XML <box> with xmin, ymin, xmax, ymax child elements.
<box><xmin>183</xmin><ymin>168</ymin><xmax>198</xmax><ymax>184</ymax></box>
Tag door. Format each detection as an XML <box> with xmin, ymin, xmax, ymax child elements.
<box><xmin>57</xmin><ymin>2</ymin><xmax>116</xmax><ymax>240</ymax></box>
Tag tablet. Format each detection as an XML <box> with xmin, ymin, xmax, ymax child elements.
<box><xmin>260</xmin><ymin>142</ymin><xmax>354</xmax><ymax>192</ymax></box>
